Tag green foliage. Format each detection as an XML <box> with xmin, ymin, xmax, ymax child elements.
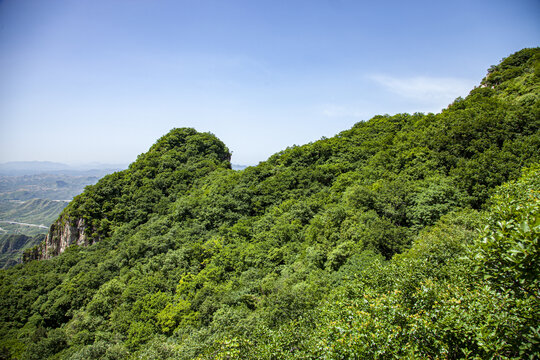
<box><xmin>61</xmin><ymin>128</ymin><xmax>232</xmax><ymax>239</ymax></box>
<box><xmin>202</xmin><ymin>167</ymin><xmax>538</xmax><ymax>359</ymax></box>
<box><xmin>483</xmin><ymin>48</ymin><xmax>540</xmax><ymax>101</ymax></box>
<box><xmin>473</xmin><ymin>164</ymin><xmax>539</xmax><ymax>297</ymax></box>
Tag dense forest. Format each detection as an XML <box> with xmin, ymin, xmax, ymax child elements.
<box><xmin>0</xmin><ymin>48</ymin><xmax>538</xmax><ymax>359</ymax></box>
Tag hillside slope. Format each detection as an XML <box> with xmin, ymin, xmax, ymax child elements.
<box><xmin>0</xmin><ymin>48</ymin><xmax>538</xmax><ymax>360</ymax></box>
<box><xmin>0</xmin><ymin>234</ymin><xmax>45</xmax><ymax>269</ymax></box>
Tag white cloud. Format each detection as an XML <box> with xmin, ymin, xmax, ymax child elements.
<box><xmin>369</xmin><ymin>74</ymin><xmax>475</xmax><ymax>102</ymax></box>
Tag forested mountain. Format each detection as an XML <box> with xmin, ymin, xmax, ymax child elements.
<box><xmin>0</xmin><ymin>48</ymin><xmax>538</xmax><ymax>359</ymax></box>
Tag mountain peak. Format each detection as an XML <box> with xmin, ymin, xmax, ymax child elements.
<box><xmin>481</xmin><ymin>47</ymin><xmax>540</xmax><ymax>100</ymax></box>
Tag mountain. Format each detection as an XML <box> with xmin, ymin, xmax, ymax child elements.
<box><xmin>0</xmin><ymin>48</ymin><xmax>538</xmax><ymax>360</ymax></box>
<box><xmin>26</xmin><ymin>129</ymin><xmax>232</xmax><ymax>260</ymax></box>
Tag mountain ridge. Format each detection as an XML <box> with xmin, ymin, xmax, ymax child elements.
<box><xmin>1</xmin><ymin>48</ymin><xmax>538</xmax><ymax>360</ymax></box>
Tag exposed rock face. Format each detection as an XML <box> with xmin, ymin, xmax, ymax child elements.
<box><xmin>26</xmin><ymin>217</ymin><xmax>96</xmax><ymax>260</ymax></box>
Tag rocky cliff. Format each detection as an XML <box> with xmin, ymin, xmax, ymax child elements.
<box><xmin>24</xmin><ymin>217</ymin><xmax>95</xmax><ymax>260</ymax></box>
<box><xmin>45</xmin><ymin>217</ymin><xmax>94</xmax><ymax>259</ymax></box>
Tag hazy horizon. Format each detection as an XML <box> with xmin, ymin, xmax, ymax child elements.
<box><xmin>0</xmin><ymin>160</ymin><xmax>249</xmax><ymax>169</ymax></box>
<box><xmin>1</xmin><ymin>0</ymin><xmax>539</xmax><ymax>166</ymax></box>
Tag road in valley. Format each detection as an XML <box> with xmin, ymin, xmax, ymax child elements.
<box><xmin>0</xmin><ymin>221</ymin><xmax>48</xmax><ymax>229</ymax></box>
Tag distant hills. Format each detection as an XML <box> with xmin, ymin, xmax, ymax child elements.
<box><xmin>0</xmin><ymin>198</ymin><xmax>69</xmax><ymax>230</ymax></box>
<box><xmin>0</xmin><ymin>161</ymin><xmax>127</xmax><ymax>176</ymax></box>
<box><xmin>231</xmin><ymin>164</ymin><xmax>249</xmax><ymax>170</ymax></box>
<box><xmin>0</xmin><ymin>161</ymin><xmax>249</xmax><ymax>175</ymax></box>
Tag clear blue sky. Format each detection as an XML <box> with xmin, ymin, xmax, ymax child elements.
<box><xmin>1</xmin><ymin>0</ymin><xmax>538</xmax><ymax>166</ymax></box>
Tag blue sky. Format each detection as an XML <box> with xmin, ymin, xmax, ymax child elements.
<box><xmin>1</xmin><ymin>0</ymin><xmax>538</xmax><ymax>166</ymax></box>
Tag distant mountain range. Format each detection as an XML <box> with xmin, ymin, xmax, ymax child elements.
<box><xmin>0</xmin><ymin>161</ymin><xmax>249</xmax><ymax>175</ymax></box>
<box><xmin>231</xmin><ymin>164</ymin><xmax>249</xmax><ymax>170</ymax></box>
<box><xmin>0</xmin><ymin>161</ymin><xmax>128</xmax><ymax>176</ymax></box>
